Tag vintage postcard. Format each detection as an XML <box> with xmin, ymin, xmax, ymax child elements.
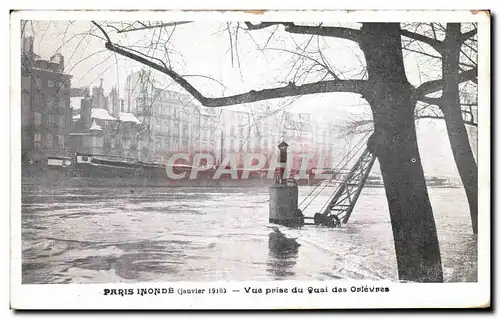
<box><xmin>10</xmin><ymin>9</ymin><xmax>490</xmax><ymax>310</ymax></box>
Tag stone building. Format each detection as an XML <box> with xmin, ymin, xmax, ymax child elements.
<box><xmin>123</xmin><ymin>69</ymin><xmax>338</xmax><ymax>169</ymax></box>
<box><xmin>21</xmin><ymin>36</ymin><xmax>73</xmax><ymax>165</ymax></box>
<box><xmin>125</xmin><ymin>70</ymin><xmax>220</xmax><ymax>163</ymax></box>
<box><xmin>69</xmin><ymin>81</ymin><xmax>141</xmax><ymax>159</ymax></box>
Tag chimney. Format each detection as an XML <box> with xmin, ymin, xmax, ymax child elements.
<box><xmin>81</xmin><ymin>98</ymin><xmax>92</xmax><ymax>129</ymax></box>
<box><xmin>111</xmin><ymin>88</ymin><xmax>120</xmax><ymax>118</ymax></box>
<box><xmin>50</xmin><ymin>53</ymin><xmax>64</xmax><ymax>72</ymax></box>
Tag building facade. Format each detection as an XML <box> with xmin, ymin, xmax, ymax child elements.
<box><xmin>21</xmin><ymin>36</ymin><xmax>73</xmax><ymax>165</ymax></box>
<box><xmin>124</xmin><ymin>69</ymin><xmax>339</xmax><ymax>169</ymax></box>
<box><xmin>125</xmin><ymin>70</ymin><xmax>220</xmax><ymax>163</ymax></box>
<box><xmin>69</xmin><ymin>80</ymin><xmax>142</xmax><ymax>159</ymax></box>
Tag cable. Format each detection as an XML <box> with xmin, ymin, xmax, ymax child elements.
<box><xmin>297</xmin><ymin>132</ymin><xmax>369</xmax><ymax>208</ymax></box>
<box><xmin>298</xmin><ymin>133</ymin><xmax>368</xmax><ymax>211</ymax></box>
<box><xmin>299</xmin><ymin>132</ymin><xmax>370</xmax><ymax>212</ymax></box>
<box><xmin>301</xmin><ymin>136</ymin><xmax>367</xmax><ymax>213</ymax></box>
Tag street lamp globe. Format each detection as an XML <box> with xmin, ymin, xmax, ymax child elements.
<box><xmin>278</xmin><ymin>140</ymin><xmax>289</xmax><ymax>153</ymax></box>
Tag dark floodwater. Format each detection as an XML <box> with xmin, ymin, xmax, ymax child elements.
<box><xmin>21</xmin><ymin>185</ymin><xmax>477</xmax><ymax>284</ymax></box>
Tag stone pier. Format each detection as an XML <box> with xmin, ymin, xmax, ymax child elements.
<box><xmin>269</xmin><ymin>183</ymin><xmax>301</xmax><ymax>227</ymax></box>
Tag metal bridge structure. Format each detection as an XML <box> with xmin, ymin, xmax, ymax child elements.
<box><xmin>298</xmin><ymin>133</ymin><xmax>377</xmax><ymax>227</ymax></box>
<box><xmin>316</xmin><ymin>148</ymin><xmax>376</xmax><ymax>225</ymax></box>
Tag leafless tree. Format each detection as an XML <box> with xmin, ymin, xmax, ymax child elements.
<box><xmin>339</xmin><ymin>22</ymin><xmax>478</xmax><ymax>234</ymax></box>
<box><xmin>88</xmin><ymin>20</ymin><xmax>480</xmax><ymax>282</ymax></box>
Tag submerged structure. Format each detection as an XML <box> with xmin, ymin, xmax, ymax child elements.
<box><xmin>268</xmin><ymin>139</ymin><xmax>376</xmax><ymax>228</ymax></box>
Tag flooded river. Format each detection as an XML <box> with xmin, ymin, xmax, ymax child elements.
<box><xmin>21</xmin><ymin>186</ymin><xmax>477</xmax><ymax>284</ymax></box>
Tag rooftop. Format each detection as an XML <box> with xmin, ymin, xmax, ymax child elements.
<box><xmin>119</xmin><ymin>112</ymin><xmax>142</xmax><ymax>124</ymax></box>
<box><xmin>72</xmin><ymin>108</ymin><xmax>117</xmax><ymax>122</ymax></box>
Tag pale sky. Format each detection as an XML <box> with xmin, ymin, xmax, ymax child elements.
<box><xmin>21</xmin><ymin>20</ymin><xmax>477</xmax><ymax>178</ymax></box>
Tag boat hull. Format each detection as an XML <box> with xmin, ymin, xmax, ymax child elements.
<box><xmin>20</xmin><ymin>164</ymin><xmax>295</xmax><ymax>188</ymax></box>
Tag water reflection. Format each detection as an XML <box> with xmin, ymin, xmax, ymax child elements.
<box><xmin>267</xmin><ymin>227</ymin><xmax>300</xmax><ymax>279</ymax></box>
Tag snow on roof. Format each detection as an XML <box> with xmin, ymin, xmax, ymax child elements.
<box><xmin>72</xmin><ymin>108</ymin><xmax>117</xmax><ymax>121</ymax></box>
<box><xmin>92</xmin><ymin>108</ymin><xmax>117</xmax><ymax>121</ymax></box>
<box><xmin>72</xmin><ymin>109</ymin><xmax>141</xmax><ymax>125</ymax></box>
<box><xmin>70</xmin><ymin>97</ymin><xmax>83</xmax><ymax>110</ymax></box>
<box><xmin>89</xmin><ymin>119</ymin><xmax>102</xmax><ymax>131</ymax></box>
<box><xmin>119</xmin><ymin>112</ymin><xmax>141</xmax><ymax>124</ymax></box>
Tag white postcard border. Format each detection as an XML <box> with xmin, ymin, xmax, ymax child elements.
<box><xmin>10</xmin><ymin>9</ymin><xmax>491</xmax><ymax>310</ymax></box>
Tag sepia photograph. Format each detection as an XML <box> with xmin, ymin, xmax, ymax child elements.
<box><xmin>10</xmin><ymin>9</ymin><xmax>490</xmax><ymax>310</ymax></box>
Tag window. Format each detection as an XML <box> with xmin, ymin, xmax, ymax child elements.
<box><xmin>47</xmin><ymin>80</ymin><xmax>55</xmax><ymax>88</ymax></box>
<box><xmin>155</xmin><ymin>137</ymin><xmax>162</xmax><ymax>149</ymax></box>
<box><xmin>35</xmin><ymin>94</ymin><xmax>43</xmax><ymax>108</ymax></box>
<box><xmin>58</xmin><ymin>135</ymin><xmax>65</xmax><ymax>149</ymax></box>
<box><xmin>58</xmin><ymin>115</ymin><xmax>65</xmax><ymax>128</ymax></box>
<box><xmin>48</xmin><ymin>114</ymin><xmax>56</xmax><ymax>125</ymax></box>
<box><xmin>172</xmin><ymin>140</ymin><xmax>179</xmax><ymax>152</ymax></box>
<box><xmin>46</xmin><ymin>133</ymin><xmax>53</xmax><ymax>148</ymax></box>
<box><xmin>22</xmin><ymin>92</ymin><xmax>30</xmax><ymax>108</ymax></box>
<box><xmin>34</xmin><ymin>112</ymin><xmax>42</xmax><ymax>126</ymax></box>
<box><xmin>46</xmin><ymin>97</ymin><xmax>59</xmax><ymax>109</ymax></box>
<box><xmin>173</xmin><ymin>123</ymin><xmax>180</xmax><ymax>136</ymax></box>
<box><xmin>34</xmin><ymin>133</ymin><xmax>41</xmax><ymax>149</ymax></box>
<box><xmin>122</xmin><ymin>139</ymin><xmax>129</xmax><ymax>150</ymax></box>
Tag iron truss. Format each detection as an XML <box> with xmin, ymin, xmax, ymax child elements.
<box><xmin>320</xmin><ymin>148</ymin><xmax>377</xmax><ymax>225</ymax></box>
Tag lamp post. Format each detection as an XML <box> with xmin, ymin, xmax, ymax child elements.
<box><xmin>269</xmin><ymin>139</ymin><xmax>300</xmax><ymax>227</ymax></box>
<box><xmin>277</xmin><ymin>140</ymin><xmax>289</xmax><ymax>184</ymax></box>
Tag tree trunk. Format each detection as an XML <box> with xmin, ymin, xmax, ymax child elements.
<box><xmin>442</xmin><ymin>23</ymin><xmax>478</xmax><ymax>234</ymax></box>
<box><xmin>359</xmin><ymin>23</ymin><xmax>444</xmax><ymax>282</ymax></box>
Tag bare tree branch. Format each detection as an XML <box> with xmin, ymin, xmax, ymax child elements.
<box><xmin>244</xmin><ymin>22</ymin><xmax>286</xmax><ymax>30</ymax></box>
<box><xmin>419</xmin><ymin>96</ymin><xmax>443</xmax><ymax>105</ymax></box>
<box><xmin>104</xmin><ymin>41</ymin><xmax>366</xmax><ymax>107</ymax></box>
<box><xmin>117</xmin><ymin>21</ymin><xmax>192</xmax><ymax>33</ymax></box>
<box><xmin>286</xmin><ymin>24</ymin><xmax>361</xmax><ymax>42</ymax></box>
<box><xmin>245</xmin><ymin>22</ymin><xmax>361</xmax><ymax>42</ymax></box>
<box><xmin>91</xmin><ymin>21</ymin><xmax>111</xmax><ymax>42</ymax></box>
<box><xmin>461</xmin><ymin>28</ymin><xmax>478</xmax><ymax>42</ymax></box>
<box><xmin>414</xmin><ymin>67</ymin><xmax>477</xmax><ymax>98</ymax></box>
<box><xmin>401</xmin><ymin>29</ymin><xmax>443</xmax><ymax>52</ymax></box>
<box><xmin>416</xmin><ymin>115</ymin><xmax>477</xmax><ymax>127</ymax></box>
